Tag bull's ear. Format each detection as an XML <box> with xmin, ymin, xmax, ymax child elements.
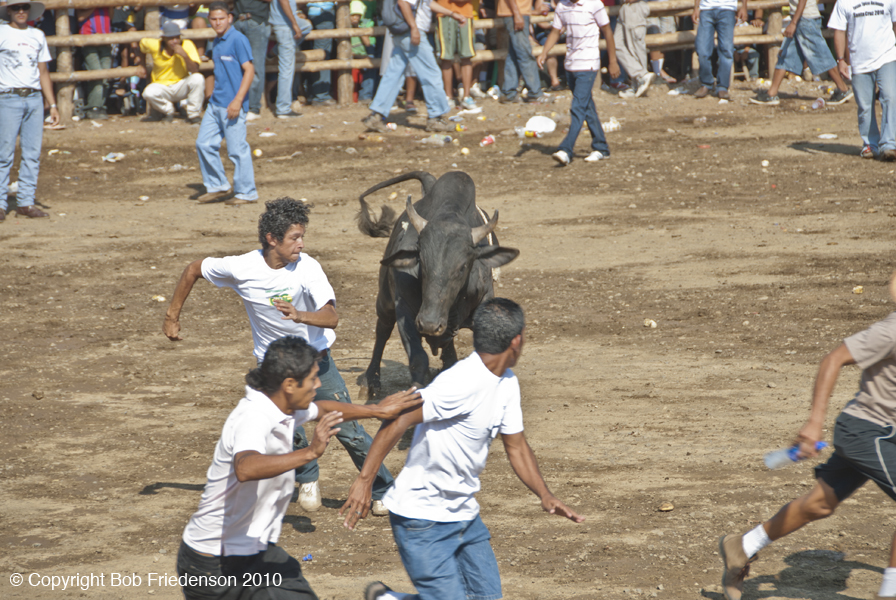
<box><xmin>475</xmin><ymin>245</ymin><xmax>519</xmax><ymax>268</ymax></box>
<box><xmin>381</xmin><ymin>249</ymin><xmax>419</xmax><ymax>269</ymax></box>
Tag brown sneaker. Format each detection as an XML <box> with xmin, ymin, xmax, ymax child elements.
<box><xmin>362</xmin><ymin>112</ymin><xmax>390</xmax><ymax>133</ymax></box>
<box><xmin>0</xmin><ymin>208</ymin><xmax>6</xmax><ymax>222</ymax></box>
<box><xmin>196</xmin><ymin>190</ymin><xmax>233</xmax><ymax>204</ymax></box>
<box><xmin>224</xmin><ymin>197</ymin><xmax>257</xmax><ymax>206</ymax></box>
<box><xmin>719</xmin><ymin>534</ymin><xmax>754</xmax><ymax>600</ymax></box>
<box><xmin>881</xmin><ymin>148</ymin><xmax>896</xmax><ymax>162</ymax></box>
<box><xmin>15</xmin><ymin>205</ymin><xmax>48</xmax><ymax>218</ymax></box>
<box><xmin>695</xmin><ymin>86</ymin><xmax>710</xmax><ymax>99</ymax></box>
<box><xmin>718</xmin><ymin>89</ymin><xmax>730</xmax><ymax>100</ymax></box>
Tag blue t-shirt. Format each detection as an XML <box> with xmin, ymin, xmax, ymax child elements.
<box><xmin>206</xmin><ymin>27</ymin><xmax>253</xmax><ymax>112</ymax></box>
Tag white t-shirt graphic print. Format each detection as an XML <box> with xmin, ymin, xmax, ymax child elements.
<box><xmin>201</xmin><ymin>250</ymin><xmax>337</xmax><ymax>360</ymax></box>
<box><xmin>829</xmin><ymin>0</ymin><xmax>896</xmax><ymax>74</ymax></box>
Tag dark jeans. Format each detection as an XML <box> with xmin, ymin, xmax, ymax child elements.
<box><xmin>293</xmin><ymin>351</ymin><xmax>394</xmax><ymax>499</ymax></box>
<box><xmin>306</xmin><ymin>11</ymin><xmax>334</xmax><ymax>102</ymax></box>
<box><xmin>558</xmin><ymin>70</ymin><xmax>609</xmax><ymax>157</ymax></box>
<box><xmin>176</xmin><ymin>541</ymin><xmax>318</xmax><ymax>600</ymax></box>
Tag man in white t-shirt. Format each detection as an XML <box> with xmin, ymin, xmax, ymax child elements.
<box><xmin>0</xmin><ymin>0</ymin><xmax>59</xmax><ymax>221</ymax></box>
<box><xmin>177</xmin><ymin>336</ymin><xmax>422</xmax><ymax>600</ymax></box>
<box><xmin>829</xmin><ymin>0</ymin><xmax>896</xmax><ymax>160</ymax></box>
<box><xmin>164</xmin><ymin>198</ymin><xmax>396</xmax><ymax>515</ymax></box>
<box><xmin>693</xmin><ymin>0</ymin><xmax>748</xmax><ymax>99</ymax></box>
<box><xmin>340</xmin><ymin>298</ymin><xmax>584</xmax><ymax>600</ymax></box>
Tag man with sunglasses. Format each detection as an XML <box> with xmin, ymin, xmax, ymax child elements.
<box><xmin>0</xmin><ymin>0</ymin><xmax>58</xmax><ymax>221</ymax></box>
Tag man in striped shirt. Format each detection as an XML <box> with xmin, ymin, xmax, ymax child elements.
<box><xmin>538</xmin><ymin>0</ymin><xmax>620</xmax><ymax>165</ymax></box>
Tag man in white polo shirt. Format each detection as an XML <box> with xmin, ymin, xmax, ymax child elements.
<box><xmin>177</xmin><ymin>336</ymin><xmax>421</xmax><ymax>599</ymax></box>
<box><xmin>340</xmin><ymin>298</ymin><xmax>584</xmax><ymax>600</ymax></box>
<box><xmin>164</xmin><ymin>197</ymin><xmax>396</xmax><ymax>515</ymax></box>
<box><xmin>829</xmin><ymin>0</ymin><xmax>896</xmax><ymax>160</ymax></box>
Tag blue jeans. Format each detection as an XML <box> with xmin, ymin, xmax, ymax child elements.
<box><xmin>0</xmin><ymin>92</ymin><xmax>43</xmax><ymax>210</ymax></box>
<box><xmin>307</xmin><ymin>11</ymin><xmax>335</xmax><ymax>102</ymax></box>
<box><xmin>389</xmin><ymin>513</ymin><xmax>502</xmax><ymax>600</ymax></box>
<box><xmin>853</xmin><ymin>60</ymin><xmax>896</xmax><ymax>153</ymax></box>
<box><xmin>358</xmin><ymin>69</ymin><xmax>376</xmax><ymax>102</ymax></box>
<box><xmin>558</xmin><ymin>70</ymin><xmax>609</xmax><ymax>157</ymax></box>
<box><xmin>695</xmin><ymin>8</ymin><xmax>735</xmax><ymax>91</ymax></box>
<box><xmin>234</xmin><ymin>19</ymin><xmax>271</xmax><ymax>114</ymax></box>
<box><xmin>195</xmin><ymin>104</ymin><xmax>258</xmax><ymax>200</ymax></box>
<box><xmin>776</xmin><ymin>17</ymin><xmax>836</xmax><ymax>77</ymax></box>
<box><xmin>293</xmin><ymin>351</ymin><xmax>394</xmax><ymax>500</ymax></box>
<box><xmin>501</xmin><ymin>16</ymin><xmax>542</xmax><ymax>100</ymax></box>
<box><xmin>369</xmin><ymin>32</ymin><xmax>450</xmax><ymax>119</ymax></box>
<box><xmin>271</xmin><ymin>23</ymin><xmax>297</xmax><ymax>115</ymax></box>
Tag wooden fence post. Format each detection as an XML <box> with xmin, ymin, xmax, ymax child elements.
<box><xmin>55</xmin><ymin>11</ymin><xmax>75</xmax><ymax>123</ymax></box>
<box><xmin>335</xmin><ymin>0</ymin><xmax>353</xmax><ymax>105</ymax></box>
<box><xmin>765</xmin><ymin>7</ymin><xmax>782</xmax><ymax>78</ymax></box>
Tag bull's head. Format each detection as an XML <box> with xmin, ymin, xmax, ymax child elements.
<box><xmin>381</xmin><ymin>198</ymin><xmax>519</xmax><ymax>337</ymax></box>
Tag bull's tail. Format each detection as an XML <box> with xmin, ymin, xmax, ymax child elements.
<box><xmin>356</xmin><ymin>171</ymin><xmax>436</xmax><ymax>238</ymax></box>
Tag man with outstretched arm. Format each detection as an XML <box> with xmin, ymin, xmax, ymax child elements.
<box><xmin>340</xmin><ymin>298</ymin><xmax>584</xmax><ymax>600</ymax></box>
<box><xmin>176</xmin><ymin>336</ymin><xmax>421</xmax><ymax>600</ymax></box>
<box><xmin>718</xmin><ymin>275</ymin><xmax>896</xmax><ymax>600</ymax></box>
<box><xmin>164</xmin><ymin>197</ymin><xmax>396</xmax><ymax>516</ymax></box>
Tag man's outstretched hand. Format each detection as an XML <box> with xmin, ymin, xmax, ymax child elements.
<box><xmin>377</xmin><ymin>387</ymin><xmax>422</xmax><ymax>419</ymax></box>
<box><xmin>542</xmin><ymin>494</ymin><xmax>585</xmax><ymax>523</ymax></box>
<box><xmin>339</xmin><ymin>477</ymin><xmax>372</xmax><ymax>530</ymax></box>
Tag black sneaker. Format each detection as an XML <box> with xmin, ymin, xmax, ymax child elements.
<box><xmin>425</xmin><ymin>116</ymin><xmax>453</xmax><ymax>132</ymax></box>
<box><xmin>362</xmin><ymin>112</ymin><xmax>390</xmax><ymax>133</ymax></box>
<box><xmin>749</xmin><ymin>92</ymin><xmax>780</xmax><ymax>105</ymax></box>
<box><xmin>499</xmin><ymin>94</ymin><xmax>521</xmax><ymax>104</ymax></box>
<box><xmin>829</xmin><ymin>88</ymin><xmax>854</xmax><ymax>105</ymax></box>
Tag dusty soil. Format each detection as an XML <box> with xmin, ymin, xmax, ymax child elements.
<box><xmin>2</xmin><ymin>76</ymin><xmax>896</xmax><ymax>600</ymax></box>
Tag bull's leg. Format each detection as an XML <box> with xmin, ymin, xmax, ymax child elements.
<box><xmin>396</xmin><ymin>304</ymin><xmax>429</xmax><ymax>388</ymax></box>
<box><xmin>440</xmin><ymin>339</ymin><xmax>458</xmax><ymax>371</ymax></box>
<box><xmin>364</xmin><ymin>312</ymin><xmax>395</xmax><ymax>396</ymax></box>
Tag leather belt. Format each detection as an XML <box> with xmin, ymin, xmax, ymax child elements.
<box><xmin>237</xmin><ymin>12</ymin><xmax>264</xmax><ymax>23</ymax></box>
<box><xmin>319</xmin><ymin>348</ymin><xmax>329</xmax><ymax>361</ymax></box>
<box><xmin>1</xmin><ymin>88</ymin><xmax>39</xmax><ymax>97</ymax></box>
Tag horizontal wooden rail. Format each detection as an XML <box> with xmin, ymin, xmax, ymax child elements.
<box><xmin>42</xmin><ymin>0</ymin><xmax>345</xmax><ymax>9</ymax></box>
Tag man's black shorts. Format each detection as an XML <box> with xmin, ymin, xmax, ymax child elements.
<box><xmin>815</xmin><ymin>412</ymin><xmax>896</xmax><ymax>502</ymax></box>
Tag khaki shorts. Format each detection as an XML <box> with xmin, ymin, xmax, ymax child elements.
<box><xmin>646</xmin><ymin>15</ymin><xmax>676</xmax><ymax>35</ymax></box>
<box><xmin>436</xmin><ymin>16</ymin><xmax>475</xmax><ymax>61</ymax></box>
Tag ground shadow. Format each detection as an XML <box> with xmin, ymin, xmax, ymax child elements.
<box><xmin>139</xmin><ymin>482</ymin><xmax>205</xmax><ymax>495</ymax></box>
<box><xmin>514</xmin><ymin>142</ymin><xmax>556</xmax><ymax>159</ymax></box>
<box><xmin>186</xmin><ymin>183</ymin><xmax>205</xmax><ymax>199</ymax></box>
<box><xmin>701</xmin><ymin>549</ymin><xmax>880</xmax><ymax>600</ymax></box>
<box><xmin>789</xmin><ymin>141</ymin><xmax>858</xmax><ymax>156</ymax></box>
<box><xmin>282</xmin><ymin>515</ymin><xmax>315</xmax><ymax>533</ymax></box>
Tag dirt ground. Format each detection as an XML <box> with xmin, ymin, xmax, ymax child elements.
<box><xmin>2</xmin><ymin>75</ymin><xmax>896</xmax><ymax>600</ymax></box>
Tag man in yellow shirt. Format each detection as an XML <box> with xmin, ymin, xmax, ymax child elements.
<box><xmin>138</xmin><ymin>21</ymin><xmax>205</xmax><ymax>123</ymax></box>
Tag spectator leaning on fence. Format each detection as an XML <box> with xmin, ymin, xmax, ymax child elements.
<box><xmin>305</xmin><ymin>1</ymin><xmax>338</xmax><ymax>106</ymax></box>
<box><xmin>138</xmin><ymin>21</ymin><xmax>205</xmax><ymax>124</ymax></box>
<box><xmin>435</xmin><ymin>0</ymin><xmax>478</xmax><ymax>109</ymax></box>
<box><xmin>0</xmin><ymin>0</ymin><xmax>57</xmax><ymax>222</ymax></box>
<box><xmin>194</xmin><ymin>1</ymin><xmax>258</xmax><ymax>205</ymax></box>
<box><xmin>749</xmin><ymin>0</ymin><xmax>853</xmax><ymax>107</ymax></box>
<box><xmin>829</xmin><ymin>0</ymin><xmax>896</xmax><ymax>161</ymax></box>
<box><xmin>76</xmin><ymin>6</ymin><xmax>113</xmax><ymax>119</ymax></box>
<box><xmin>496</xmin><ymin>0</ymin><xmax>550</xmax><ymax>103</ymax></box>
<box><xmin>693</xmin><ymin>0</ymin><xmax>747</xmax><ymax>100</ymax></box>
<box><xmin>233</xmin><ymin>0</ymin><xmax>272</xmax><ymax>121</ymax></box>
<box><xmin>646</xmin><ymin>0</ymin><xmax>677</xmax><ymax>82</ymax></box>
<box><xmin>269</xmin><ymin>0</ymin><xmax>311</xmax><ymax>118</ymax></box>
<box><xmin>349</xmin><ymin>0</ymin><xmax>377</xmax><ymax>103</ymax></box>
<box><xmin>614</xmin><ymin>0</ymin><xmax>655</xmax><ymax>98</ymax></box>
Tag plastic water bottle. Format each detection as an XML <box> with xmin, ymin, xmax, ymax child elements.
<box><xmin>764</xmin><ymin>441</ymin><xmax>828</xmax><ymax>469</ymax></box>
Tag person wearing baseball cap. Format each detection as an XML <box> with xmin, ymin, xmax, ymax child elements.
<box><xmin>0</xmin><ymin>0</ymin><xmax>58</xmax><ymax>221</ymax></box>
<box><xmin>138</xmin><ymin>21</ymin><xmax>206</xmax><ymax>123</ymax></box>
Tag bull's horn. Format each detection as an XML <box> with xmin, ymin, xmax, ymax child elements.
<box><xmin>471</xmin><ymin>210</ymin><xmax>498</xmax><ymax>245</ymax></box>
<box><xmin>406</xmin><ymin>196</ymin><xmax>428</xmax><ymax>233</ymax></box>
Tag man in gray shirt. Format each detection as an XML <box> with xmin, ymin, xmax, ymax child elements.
<box><xmin>718</xmin><ymin>289</ymin><xmax>896</xmax><ymax>600</ymax></box>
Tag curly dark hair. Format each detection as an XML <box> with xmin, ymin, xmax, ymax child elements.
<box><xmin>258</xmin><ymin>197</ymin><xmax>312</xmax><ymax>249</ymax></box>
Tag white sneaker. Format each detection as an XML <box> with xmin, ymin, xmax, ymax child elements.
<box><xmin>470</xmin><ymin>82</ymin><xmax>488</xmax><ymax>99</ymax></box>
<box><xmin>584</xmin><ymin>151</ymin><xmax>607</xmax><ymax>162</ymax></box>
<box><xmin>552</xmin><ymin>150</ymin><xmax>571</xmax><ymax>166</ymax></box>
<box><xmin>371</xmin><ymin>500</ymin><xmax>389</xmax><ymax>516</ymax></box>
<box><xmin>618</xmin><ymin>88</ymin><xmax>636</xmax><ymax>99</ymax></box>
<box><xmin>298</xmin><ymin>481</ymin><xmax>321</xmax><ymax>512</ymax></box>
<box><xmin>246</xmin><ymin>112</ymin><xmax>261</xmax><ymax>122</ymax></box>
<box><xmin>634</xmin><ymin>72</ymin><xmax>655</xmax><ymax>98</ymax></box>
<box><xmin>460</xmin><ymin>96</ymin><xmax>478</xmax><ymax>110</ymax></box>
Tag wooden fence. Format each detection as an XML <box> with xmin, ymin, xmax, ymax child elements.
<box><xmin>43</xmin><ymin>0</ymin><xmax>789</xmax><ymax>122</ymax></box>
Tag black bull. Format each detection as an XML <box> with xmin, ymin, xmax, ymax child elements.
<box><xmin>356</xmin><ymin>171</ymin><xmax>519</xmax><ymax>392</ymax></box>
